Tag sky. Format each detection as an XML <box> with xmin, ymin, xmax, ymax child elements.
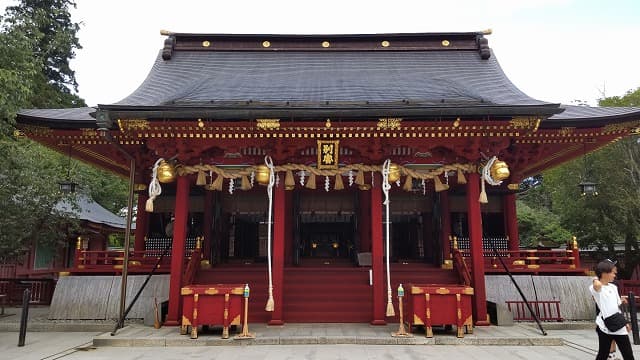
<box><xmin>1</xmin><ymin>0</ymin><xmax>639</xmax><ymax>107</ymax></box>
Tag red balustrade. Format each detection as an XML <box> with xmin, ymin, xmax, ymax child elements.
<box><xmin>459</xmin><ymin>249</ymin><xmax>585</xmax><ymax>274</ymax></box>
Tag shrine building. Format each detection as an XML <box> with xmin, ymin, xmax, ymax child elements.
<box><xmin>16</xmin><ymin>31</ymin><xmax>640</xmax><ymax>328</ymax></box>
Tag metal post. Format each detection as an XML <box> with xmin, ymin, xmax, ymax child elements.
<box><xmin>18</xmin><ymin>288</ymin><xmax>31</xmax><ymax>347</ymax></box>
<box><xmin>114</xmin><ymin>157</ymin><xmax>136</xmax><ymax>332</ymax></box>
<box><xmin>491</xmin><ymin>242</ymin><xmax>546</xmax><ymax>336</ymax></box>
<box><xmin>629</xmin><ymin>292</ymin><xmax>639</xmax><ymax>345</ymax></box>
<box><xmin>98</xmin><ymin>129</ymin><xmax>136</xmax><ymax>334</ymax></box>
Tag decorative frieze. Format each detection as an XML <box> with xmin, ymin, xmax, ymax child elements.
<box><xmin>118</xmin><ymin>119</ymin><xmax>150</xmax><ymax>132</ymax></box>
<box><xmin>602</xmin><ymin>120</ymin><xmax>640</xmax><ymax>134</ymax></box>
<box><xmin>256</xmin><ymin>119</ymin><xmax>280</xmax><ymax>130</ymax></box>
<box><xmin>377</xmin><ymin>118</ymin><xmax>402</xmax><ymax>130</ymax></box>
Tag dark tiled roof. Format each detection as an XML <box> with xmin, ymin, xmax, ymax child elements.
<box><xmin>112</xmin><ymin>49</ymin><xmax>550</xmax><ymax>110</ymax></box>
<box><xmin>16</xmin><ymin>33</ymin><xmax>638</xmax><ymax>126</ymax></box>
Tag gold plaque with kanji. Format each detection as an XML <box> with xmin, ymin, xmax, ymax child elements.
<box><xmin>317</xmin><ymin>140</ymin><xmax>339</xmax><ymax>169</ymax></box>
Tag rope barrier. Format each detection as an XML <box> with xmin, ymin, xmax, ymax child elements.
<box><xmin>264</xmin><ymin>155</ymin><xmax>275</xmax><ymax>312</ymax></box>
<box><xmin>382</xmin><ymin>159</ymin><xmax>395</xmax><ymax>317</ymax></box>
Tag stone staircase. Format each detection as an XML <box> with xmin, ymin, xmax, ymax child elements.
<box><xmin>194</xmin><ymin>262</ymin><xmax>461</xmax><ymax>323</ymax></box>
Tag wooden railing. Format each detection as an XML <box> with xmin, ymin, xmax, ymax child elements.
<box><xmin>458</xmin><ymin>248</ymin><xmax>582</xmax><ymax>274</ymax></box>
<box><xmin>0</xmin><ymin>279</ymin><xmax>55</xmax><ymax>305</ymax></box>
<box><xmin>452</xmin><ymin>248</ymin><xmax>471</xmax><ymax>286</ymax></box>
<box><xmin>618</xmin><ymin>280</ymin><xmax>640</xmax><ymax>300</ymax></box>
<box><xmin>182</xmin><ymin>237</ymin><xmax>202</xmax><ymax>286</ymax></box>
<box><xmin>0</xmin><ymin>264</ymin><xmax>16</xmax><ymax>278</ymax></box>
<box><xmin>73</xmin><ymin>236</ymin><xmax>200</xmax><ymax>273</ymax></box>
<box><xmin>450</xmin><ymin>235</ymin><xmax>583</xmax><ymax>274</ymax></box>
<box><xmin>74</xmin><ymin>249</ymin><xmax>173</xmax><ymax>272</ymax></box>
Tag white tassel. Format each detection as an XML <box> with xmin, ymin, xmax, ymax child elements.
<box><xmin>146</xmin><ymin>158</ymin><xmax>163</xmax><ymax>213</ymax></box>
<box><xmin>299</xmin><ymin>170</ymin><xmax>306</xmax><ymax>186</ymax></box>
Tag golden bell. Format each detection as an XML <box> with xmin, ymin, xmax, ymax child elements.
<box><xmin>255</xmin><ymin>165</ymin><xmax>270</xmax><ymax>185</ymax></box>
<box><xmin>387</xmin><ymin>163</ymin><xmax>401</xmax><ymax>183</ymax></box>
<box><xmin>157</xmin><ymin>160</ymin><xmax>176</xmax><ymax>183</ymax></box>
<box><xmin>490</xmin><ymin>160</ymin><xmax>510</xmax><ymax>181</ymax></box>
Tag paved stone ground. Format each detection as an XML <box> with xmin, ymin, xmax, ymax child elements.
<box><xmin>2</xmin><ymin>306</ymin><xmax>640</xmax><ymax>360</ymax></box>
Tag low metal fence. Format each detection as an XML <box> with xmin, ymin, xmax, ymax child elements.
<box><xmin>505</xmin><ymin>300</ymin><xmax>563</xmax><ymax>322</ymax></box>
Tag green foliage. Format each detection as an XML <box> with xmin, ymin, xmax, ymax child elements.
<box><xmin>0</xmin><ymin>13</ymin><xmax>39</xmax><ymax>133</ymax></box>
<box><xmin>517</xmin><ymin>200</ymin><xmax>572</xmax><ymax>247</ymax></box>
<box><xmin>5</xmin><ymin>0</ymin><xmax>83</xmax><ymax>96</ymax></box>
<box><xmin>599</xmin><ymin>88</ymin><xmax>640</xmax><ymax>107</ymax></box>
<box><xmin>0</xmin><ymin>1</ymin><xmax>127</xmax><ymax>261</ymax></box>
<box><xmin>0</xmin><ymin>138</ymin><xmax>81</xmax><ymax>260</ymax></box>
<box><xmin>518</xmin><ymin>87</ymin><xmax>640</xmax><ymax>277</ymax></box>
<box><xmin>108</xmin><ymin>233</ymin><xmax>125</xmax><ymax>248</ymax></box>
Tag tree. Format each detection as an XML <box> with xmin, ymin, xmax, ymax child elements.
<box><xmin>0</xmin><ymin>1</ymin><xmax>127</xmax><ymax>261</ymax></box>
<box><xmin>0</xmin><ymin>12</ymin><xmax>39</xmax><ymax>134</ymax></box>
<box><xmin>531</xmin><ymin>88</ymin><xmax>640</xmax><ymax>277</ymax></box>
<box><xmin>4</xmin><ymin>0</ymin><xmax>84</xmax><ymax>108</ymax></box>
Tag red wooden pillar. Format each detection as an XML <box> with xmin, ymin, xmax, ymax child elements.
<box><xmin>134</xmin><ymin>192</ymin><xmax>149</xmax><ymax>252</ymax></box>
<box><xmin>504</xmin><ymin>193</ymin><xmax>519</xmax><ymax>251</ymax></box>
<box><xmin>269</xmin><ymin>182</ymin><xmax>285</xmax><ymax>325</ymax></box>
<box><xmin>165</xmin><ymin>176</ymin><xmax>190</xmax><ymax>326</ymax></box>
<box><xmin>370</xmin><ymin>178</ymin><xmax>385</xmax><ymax>325</ymax></box>
<box><xmin>440</xmin><ymin>190</ymin><xmax>452</xmax><ymax>262</ymax></box>
<box><xmin>202</xmin><ymin>190</ymin><xmax>214</xmax><ymax>261</ymax></box>
<box><xmin>284</xmin><ymin>191</ymin><xmax>294</xmax><ymax>266</ymax></box>
<box><xmin>359</xmin><ymin>189</ymin><xmax>372</xmax><ymax>252</ymax></box>
<box><xmin>466</xmin><ymin>172</ymin><xmax>489</xmax><ymax>326</ymax></box>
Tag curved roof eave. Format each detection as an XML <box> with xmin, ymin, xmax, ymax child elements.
<box><xmin>98</xmin><ymin>103</ymin><xmax>564</xmax><ymax>120</ymax></box>
<box><xmin>17</xmin><ymin>107</ymin><xmax>97</xmax><ymax>129</ymax></box>
<box><xmin>542</xmin><ymin>105</ymin><xmax>640</xmax><ymax>128</ymax></box>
